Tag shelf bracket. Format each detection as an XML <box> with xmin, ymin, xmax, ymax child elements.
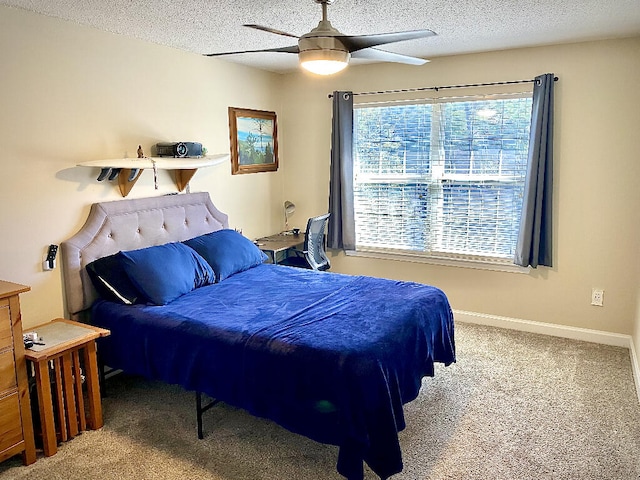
<box><xmin>175</xmin><ymin>169</ymin><xmax>198</xmax><ymax>192</ymax></box>
<box><xmin>117</xmin><ymin>169</ymin><xmax>144</xmax><ymax>197</ymax></box>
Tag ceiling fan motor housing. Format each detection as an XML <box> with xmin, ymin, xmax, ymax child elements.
<box><xmin>298</xmin><ymin>7</ymin><xmax>350</xmax><ymax>65</ymax></box>
<box><xmin>298</xmin><ymin>36</ymin><xmax>350</xmax><ymax>70</ymax></box>
<box><xmin>299</xmin><ymin>35</ymin><xmax>349</xmax><ymax>54</ymax></box>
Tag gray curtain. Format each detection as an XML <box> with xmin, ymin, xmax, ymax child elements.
<box><xmin>515</xmin><ymin>73</ymin><xmax>555</xmax><ymax>268</ymax></box>
<box><xmin>327</xmin><ymin>91</ymin><xmax>356</xmax><ymax>250</ymax></box>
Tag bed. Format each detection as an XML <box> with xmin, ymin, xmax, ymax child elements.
<box><xmin>61</xmin><ymin>192</ymin><xmax>455</xmax><ymax>480</ymax></box>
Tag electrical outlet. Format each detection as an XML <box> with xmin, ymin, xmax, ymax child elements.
<box><xmin>591</xmin><ymin>288</ymin><xmax>604</xmax><ymax>307</ymax></box>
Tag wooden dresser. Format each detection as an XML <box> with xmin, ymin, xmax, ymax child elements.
<box><xmin>0</xmin><ymin>281</ymin><xmax>36</xmax><ymax>465</ymax></box>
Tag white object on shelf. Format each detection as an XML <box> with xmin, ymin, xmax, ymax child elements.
<box><xmin>77</xmin><ymin>154</ymin><xmax>228</xmax><ymax>170</ymax></box>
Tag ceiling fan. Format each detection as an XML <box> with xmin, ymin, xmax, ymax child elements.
<box><xmin>205</xmin><ymin>0</ymin><xmax>436</xmax><ymax>75</ymax></box>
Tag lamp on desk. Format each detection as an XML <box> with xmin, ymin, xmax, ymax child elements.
<box><xmin>284</xmin><ymin>200</ymin><xmax>296</xmax><ymax>229</ymax></box>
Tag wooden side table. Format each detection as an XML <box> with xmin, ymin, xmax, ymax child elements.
<box><xmin>23</xmin><ymin>318</ymin><xmax>109</xmax><ymax>457</ymax></box>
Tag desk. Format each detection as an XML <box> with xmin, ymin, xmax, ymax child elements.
<box><xmin>255</xmin><ymin>232</ymin><xmax>303</xmax><ymax>264</ymax></box>
<box><xmin>24</xmin><ymin>318</ymin><xmax>110</xmax><ymax>457</ymax></box>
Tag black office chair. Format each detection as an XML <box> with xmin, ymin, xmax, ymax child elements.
<box><xmin>280</xmin><ymin>213</ymin><xmax>331</xmax><ymax>271</ymax></box>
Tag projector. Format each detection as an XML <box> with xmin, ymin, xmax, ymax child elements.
<box><xmin>156</xmin><ymin>142</ymin><xmax>203</xmax><ymax>158</ymax></box>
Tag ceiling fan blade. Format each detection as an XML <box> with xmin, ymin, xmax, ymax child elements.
<box><xmin>244</xmin><ymin>24</ymin><xmax>300</xmax><ymax>39</ymax></box>
<box><xmin>339</xmin><ymin>29</ymin><xmax>436</xmax><ymax>53</ymax></box>
<box><xmin>205</xmin><ymin>45</ymin><xmax>299</xmax><ymax>57</ymax></box>
<box><xmin>351</xmin><ymin>48</ymin><xmax>429</xmax><ymax>66</ymax></box>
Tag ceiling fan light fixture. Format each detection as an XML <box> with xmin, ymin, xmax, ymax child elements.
<box><xmin>299</xmin><ymin>49</ymin><xmax>350</xmax><ymax>75</ymax></box>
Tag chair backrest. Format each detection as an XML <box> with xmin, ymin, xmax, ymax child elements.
<box><xmin>303</xmin><ymin>213</ymin><xmax>331</xmax><ymax>271</ymax></box>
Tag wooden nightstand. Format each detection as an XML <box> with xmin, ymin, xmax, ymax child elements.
<box><xmin>24</xmin><ymin>318</ymin><xmax>110</xmax><ymax>457</ymax></box>
<box><xmin>0</xmin><ymin>280</ymin><xmax>36</xmax><ymax>465</ymax></box>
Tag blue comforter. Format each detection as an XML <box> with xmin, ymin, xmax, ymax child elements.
<box><xmin>92</xmin><ymin>264</ymin><xmax>455</xmax><ymax>479</ymax></box>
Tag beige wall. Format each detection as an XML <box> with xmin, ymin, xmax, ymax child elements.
<box><xmin>280</xmin><ymin>37</ymin><xmax>640</xmax><ymax>335</ymax></box>
<box><xmin>0</xmin><ymin>6</ymin><xmax>285</xmax><ymax>328</ymax></box>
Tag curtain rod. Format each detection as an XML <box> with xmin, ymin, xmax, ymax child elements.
<box><xmin>327</xmin><ymin>76</ymin><xmax>559</xmax><ymax>98</ymax></box>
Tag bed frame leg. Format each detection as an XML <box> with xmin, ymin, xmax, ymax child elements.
<box><xmin>196</xmin><ymin>391</ymin><xmax>204</xmax><ymax>439</ymax></box>
<box><xmin>195</xmin><ymin>391</ymin><xmax>220</xmax><ymax>439</ymax></box>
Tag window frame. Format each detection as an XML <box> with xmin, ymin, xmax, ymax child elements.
<box><xmin>351</xmin><ymin>92</ymin><xmax>533</xmax><ymax>273</ymax></box>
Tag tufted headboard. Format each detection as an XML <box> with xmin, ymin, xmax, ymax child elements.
<box><xmin>61</xmin><ymin>192</ymin><xmax>229</xmax><ymax>320</ymax></box>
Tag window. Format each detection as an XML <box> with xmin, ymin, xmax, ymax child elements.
<box><xmin>353</xmin><ymin>94</ymin><xmax>533</xmax><ymax>265</ymax></box>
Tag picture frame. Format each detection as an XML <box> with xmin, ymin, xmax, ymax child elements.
<box><xmin>228</xmin><ymin>107</ymin><xmax>279</xmax><ymax>175</ymax></box>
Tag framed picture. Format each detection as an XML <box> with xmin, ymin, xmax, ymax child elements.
<box><xmin>228</xmin><ymin>107</ymin><xmax>279</xmax><ymax>175</ymax></box>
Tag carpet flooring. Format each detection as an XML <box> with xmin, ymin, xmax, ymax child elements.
<box><xmin>1</xmin><ymin>322</ymin><xmax>639</xmax><ymax>479</ymax></box>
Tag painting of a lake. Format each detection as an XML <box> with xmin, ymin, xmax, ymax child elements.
<box><xmin>236</xmin><ymin>116</ymin><xmax>276</xmax><ymax>165</ymax></box>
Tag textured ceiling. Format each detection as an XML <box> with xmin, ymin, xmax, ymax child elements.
<box><xmin>2</xmin><ymin>0</ymin><xmax>640</xmax><ymax>73</ymax></box>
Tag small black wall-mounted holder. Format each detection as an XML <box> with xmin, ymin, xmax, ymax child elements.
<box><xmin>43</xmin><ymin>244</ymin><xmax>58</xmax><ymax>271</ymax></box>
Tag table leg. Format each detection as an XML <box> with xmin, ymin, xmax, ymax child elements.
<box><xmin>82</xmin><ymin>342</ymin><xmax>103</xmax><ymax>430</ymax></box>
<box><xmin>72</xmin><ymin>351</ymin><xmax>86</xmax><ymax>431</ymax></box>
<box><xmin>34</xmin><ymin>360</ymin><xmax>57</xmax><ymax>456</ymax></box>
<box><xmin>61</xmin><ymin>352</ymin><xmax>79</xmax><ymax>437</ymax></box>
<box><xmin>266</xmin><ymin>250</ymin><xmax>276</xmax><ymax>264</ymax></box>
<box><xmin>53</xmin><ymin>358</ymin><xmax>68</xmax><ymax>442</ymax></box>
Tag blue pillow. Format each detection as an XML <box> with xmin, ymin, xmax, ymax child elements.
<box><xmin>120</xmin><ymin>242</ymin><xmax>215</xmax><ymax>305</ymax></box>
<box><xmin>86</xmin><ymin>252</ymin><xmax>141</xmax><ymax>305</ymax></box>
<box><xmin>185</xmin><ymin>229</ymin><xmax>268</xmax><ymax>282</ymax></box>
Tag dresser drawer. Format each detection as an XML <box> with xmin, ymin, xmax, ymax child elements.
<box><xmin>0</xmin><ymin>305</ymin><xmax>12</xmax><ymax>351</ymax></box>
<box><xmin>0</xmin><ymin>349</ymin><xmax>17</xmax><ymax>394</ymax></box>
<box><xmin>0</xmin><ymin>392</ymin><xmax>23</xmax><ymax>453</ymax></box>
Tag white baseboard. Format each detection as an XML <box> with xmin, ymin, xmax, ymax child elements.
<box><xmin>454</xmin><ymin>309</ymin><xmax>640</xmax><ymax>403</ymax></box>
<box><xmin>630</xmin><ymin>341</ymin><xmax>640</xmax><ymax>405</ymax></box>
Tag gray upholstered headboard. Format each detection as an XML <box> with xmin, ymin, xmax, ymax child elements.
<box><xmin>61</xmin><ymin>192</ymin><xmax>229</xmax><ymax>319</ymax></box>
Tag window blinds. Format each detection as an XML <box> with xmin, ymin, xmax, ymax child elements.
<box><xmin>353</xmin><ymin>95</ymin><xmax>533</xmax><ymax>260</ymax></box>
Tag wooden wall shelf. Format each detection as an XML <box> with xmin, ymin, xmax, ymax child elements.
<box><xmin>78</xmin><ymin>154</ymin><xmax>229</xmax><ymax>197</ymax></box>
